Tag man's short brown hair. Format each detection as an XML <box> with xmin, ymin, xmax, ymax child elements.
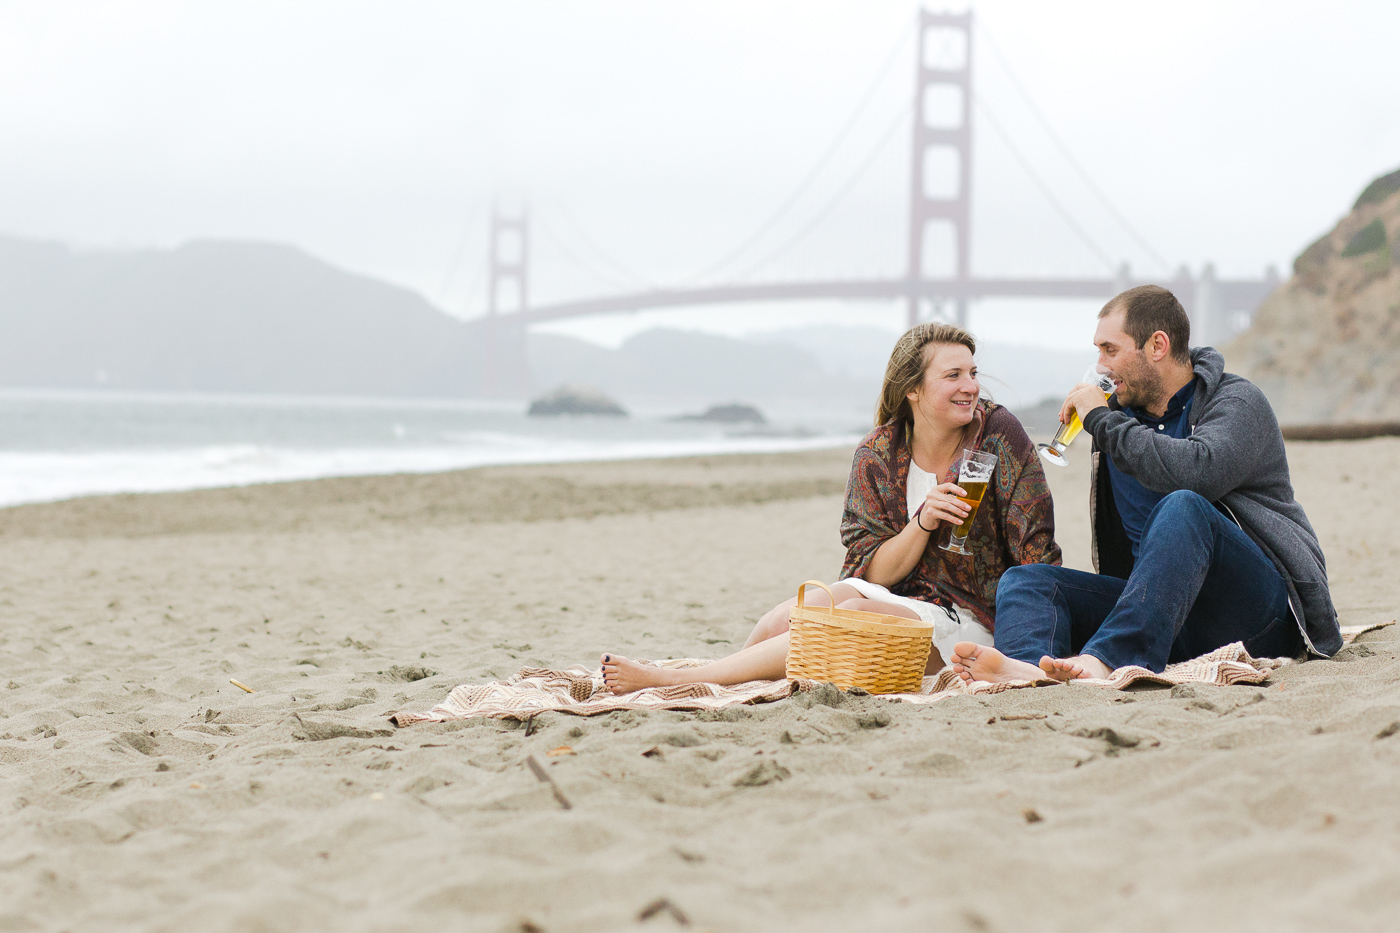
<box><xmin>1100</xmin><ymin>285</ymin><xmax>1190</xmax><ymax>362</ymax></box>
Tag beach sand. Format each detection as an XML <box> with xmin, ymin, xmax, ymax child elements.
<box><xmin>2</xmin><ymin>441</ymin><xmax>1398</xmax><ymax>932</ymax></box>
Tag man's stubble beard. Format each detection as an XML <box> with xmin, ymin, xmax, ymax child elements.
<box><xmin>1114</xmin><ymin>350</ymin><xmax>1165</xmax><ymax>411</ymax></box>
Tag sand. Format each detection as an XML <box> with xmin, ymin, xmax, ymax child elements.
<box><xmin>1</xmin><ymin>441</ymin><xmax>1398</xmax><ymax>932</ymax></box>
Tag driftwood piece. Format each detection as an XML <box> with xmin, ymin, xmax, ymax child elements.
<box><xmin>638</xmin><ymin>898</ymin><xmax>691</xmax><ymax>925</ymax></box>
<box><xmin>525</xmin><ymin>754</ymin><xmax>573</xmax><ymax>810</ymax></box>
<box><xmin>1282</xmin><ymin>422</ymin><xmax>1400</xmax><ymax>441</ymax></box>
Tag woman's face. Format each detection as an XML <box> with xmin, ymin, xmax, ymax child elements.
<box><xmin>907</xmin><ymin>342</ymin><xmax>979</xmax><ymax>431</ymax></box>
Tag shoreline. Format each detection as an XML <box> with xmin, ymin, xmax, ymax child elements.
<box><xmin>0</xmin><ymin>447</ymin><xmax>858</xmax><ymax>537</ymax></box>
<box><xmin>0</xmin><ymin>436</ymin><xmax>867</xmax><ymax>512</ymax></box>
<box><xmin>0</xmin><ymin>383</ymin><xmax>870</xmax><ymax>509</ymax></box>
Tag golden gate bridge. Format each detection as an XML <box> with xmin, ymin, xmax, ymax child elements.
<box><xmin>474</xmin><ymin>10</ymin><xmax>1279</xmax><ymax>395</ymax></box>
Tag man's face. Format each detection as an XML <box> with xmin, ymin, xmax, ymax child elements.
<box><xmin>1093</xmin><ymin>309</ymin><xmax>1163</xmax><ymax>410</ymax></box>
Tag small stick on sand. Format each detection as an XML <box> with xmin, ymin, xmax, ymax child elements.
<box><xmin>638</xmin><ymin>897</ymin><xmax>690</xmax><ymax>926</ymax></box>
<box><xmin>526</xmin><ymin>754</ymin><xmax>573</xmax><ymax>810</ymax></box>
<box><xmin>229</xmin><ymin>679</ymin><xmax>255</xmax><ymax>693</ymax></box>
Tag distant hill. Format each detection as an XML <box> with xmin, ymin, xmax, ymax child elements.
<box><xmin>1223</xmin><ymin>167</ymin><xmax>1400</xmax><ymax>423</ymax></box>
<box><xmin>0</xmin><ymin>236</ymin><xmax>482</xmax><ymax>396</ymax></box>
<box><xmin>531</xmin><ymin>328</ymin><xmax>870</xmax><ymax>409</ymax></box>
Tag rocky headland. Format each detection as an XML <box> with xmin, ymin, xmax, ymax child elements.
<box><xmin>1224</xmin><ymin>168</ymin><xmax>1400</xmax><ymax>423</ymax></box>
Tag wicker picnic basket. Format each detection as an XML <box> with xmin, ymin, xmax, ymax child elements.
<box><xmin>786</xmin><ymin>580</ymin><xmax>934</xmax><ymax>695</ymax></box>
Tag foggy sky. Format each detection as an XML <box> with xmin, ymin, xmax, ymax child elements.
<box><xmin>2</xmin><ymin>0</ymin><xmax>1397</xmax><ymax>350</ymax></box>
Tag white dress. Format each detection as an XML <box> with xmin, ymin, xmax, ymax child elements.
<box><xmin>835</xmin><ymin>459</ymin><xmax>995</xmax><ymax>661</ymax></box>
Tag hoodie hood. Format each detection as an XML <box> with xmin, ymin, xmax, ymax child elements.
<box><xmin>1188</xmin><ymin>347</ymin><xmax>1226</xmax><ymax>427</ymax></box>
<box><xmin>1191</xmin><ymin>346</ymin><xmax>1226</xmax><ymax>395</ymax></box>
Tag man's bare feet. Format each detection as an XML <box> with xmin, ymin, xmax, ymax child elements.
<box><xmin>1038</xmin><ymin>654</ymin><xmax>1113</xmax><ymax>682</ymax></box>
<box><xmin>600</xmin><ymin>654</ymin><xmax>684</xmax><ymax>695</ymax></box>
<box><xmin>948</xmin><ymin>643</ymin><xmax>1046</xmax><ymax>684</ymax></box>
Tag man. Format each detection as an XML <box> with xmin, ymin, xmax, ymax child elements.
<box><xmin>951</xmin><ymin>284</ymin><xmax>1339</xmax><ymax>683</ymax></box>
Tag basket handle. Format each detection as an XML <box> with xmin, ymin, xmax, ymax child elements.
<box><xmin>795</xmin><ymin>580</ymin><xmax>838</xmax><ymax>616</ymax></box>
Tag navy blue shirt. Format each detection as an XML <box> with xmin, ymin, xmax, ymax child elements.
<box><xmin>1105</xmin><ymin>377</ymin><xmax>1198</xmax><ymax>558</ymax></box>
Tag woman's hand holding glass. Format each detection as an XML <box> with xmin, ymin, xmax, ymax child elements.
<box><xmin>916</xmin><ymin>482</ymin><xmax>971</xmax><ymax>531</ymax></box>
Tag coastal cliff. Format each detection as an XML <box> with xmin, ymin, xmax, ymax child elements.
<box><xmin>1223</xmin><ymin>168</ymin><xmax>1400</xmax><ymax>423</ymax></box>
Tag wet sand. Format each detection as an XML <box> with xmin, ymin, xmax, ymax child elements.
<box><xmin>1</xmin><ymin>442</ymin><xmax>1397</xmax><ymax>932</ymax></box>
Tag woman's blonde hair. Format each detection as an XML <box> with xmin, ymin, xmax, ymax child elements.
<box><xmin>874</xmin><ymin>323</ymin><xmax>977</xmax><ymax>426</ymax></box>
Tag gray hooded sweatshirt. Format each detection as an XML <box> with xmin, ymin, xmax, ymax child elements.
<box><xmin>1082</xmin><ymin>347</ymin><xmax>1341</xmax><ymax>657</ymax></box>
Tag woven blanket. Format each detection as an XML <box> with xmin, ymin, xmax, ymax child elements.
<box><xmin>391</xmin><ymin>629</ymin><xmax>1388</xmax><ymax>726</ymax></box>
<box><xmin>389</xmin><ymin>659</ymin><xmax>796</xmax><ymax>726</ymax></box>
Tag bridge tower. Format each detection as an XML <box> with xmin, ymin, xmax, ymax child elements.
<box><xmin>482</xmin><ymin>207</ymin><xmax>531</xmax><ymax>397</ymax></box>
<box><xmin>906</xmin><ymin>10</ymin><xmax>973</xmax><ymax>330</ymax></box>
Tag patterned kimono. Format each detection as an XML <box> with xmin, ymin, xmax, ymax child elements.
<box><xmin>839</xmin><ymin>401</ymin><xmax>1061</xmax><ymax>632</ymax></box>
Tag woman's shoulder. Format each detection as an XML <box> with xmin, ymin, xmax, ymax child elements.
<box><xmin>847</xmin><ymin>422</ymin><xmax>907</xmax><ymax>487</ymax></box>
<box><xmin>855</xmin><ymin>421</ymin><xmax>903</xmax><ymax>460</ymax></box>
<box><xmin>979</xmin><ymin>401</ymin><xmax>1036</xmax><ymax>460</ymax></box>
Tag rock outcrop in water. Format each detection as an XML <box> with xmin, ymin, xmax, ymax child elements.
<box><xmin>526</xmin><ymin>385</ymin><xmax>627</xmax><ymax>417</ymax></box>
<box><xmin>1223</xmin><ymin>167</ymin><xmax>1400</xmax><ymax>423</ymax></box>
<box><xmin>670</xmin><ymin>403</ymin><xmax>766</xmax><ymax>425</ymax></box>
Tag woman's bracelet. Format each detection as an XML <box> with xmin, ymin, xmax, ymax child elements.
<box><xmin>914</xmin><ymin>507</ymin><xmax>935</xmax><ymax>533</ymax></box>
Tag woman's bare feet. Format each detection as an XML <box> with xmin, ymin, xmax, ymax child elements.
<box><xmin>1038</xmin><ymin>654</ymin><xmax>1113</xmax><ymax>682</ymax></box>
<box><xmin>948</xmin><ymin>643</ymin><xmax>1046</xmax><ymax>684</ymax></box>
<box><xmin>600</xmin><ymin>654</ymin><xmax>684</xmax><ymax>695</ymax></box>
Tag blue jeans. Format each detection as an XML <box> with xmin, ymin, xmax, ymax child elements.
<box><xmin>994</xmin><ymin>490</ymin><xmax>1300</xmax><ymax>672</ymax></box>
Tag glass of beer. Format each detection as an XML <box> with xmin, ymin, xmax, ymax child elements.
<box><xmin>940</xmin><ymin>449</ymin><xmax>997</xmax><ymax>555</ymax></box>
<box><xmin>1038</xmin><ymin>364</ymin><xmax>1116</xmax><ymax>467</ymax></box>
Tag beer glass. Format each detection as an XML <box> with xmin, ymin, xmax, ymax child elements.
<box><xmin>940</xmin><ymin>449</ymin><xmax>997</xmax><ymax>555</ymax></box>
<box><xmin>1038</xmin><ymin>364</ymin><xmax>1115</xmax><ymax>467</ymax></box>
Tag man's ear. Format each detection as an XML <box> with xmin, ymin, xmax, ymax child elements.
<box><xmin>1149</xmin><ymin>331</ymin><xmax>1172</xmax><ymax>363</ymax></box>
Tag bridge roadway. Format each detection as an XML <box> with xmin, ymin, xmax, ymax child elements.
<box><xmin>496</xmin><ymin>275</ymin><xmax>1276</xmax><ymax>326</ymax></box>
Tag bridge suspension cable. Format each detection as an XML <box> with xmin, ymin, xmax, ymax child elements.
<box><xmin>542</xmin><ymin>200</ymin><xmax>656</xmax><ymax>289</ymax></box>
<box><xmin>682</xmin><ymin>22</ymin><xmax>914</xmax><ymax>285</ymax></box>
<box><xmin>534</xmin><ymin>213</ymin><xmax>645</xmax><ymax>292</ymax></box>
<box><xmin>730</xmin><ymin>99</ymin><xmax>911</xmax><ymax>282</ymax></box>
<box><xmin>973</xmin><ymin>92</ymin><xmax>1118</xmax><ymax>273</ymax></box>
<box><xmin>436</xmin><ymin>211</ymin><xmax>483</xmax><ymax>310</ymax></box>
<box><xmin>978</xmin><ymin>23</ymin><xmax>1172</xmax><ymax>273</ymax></box>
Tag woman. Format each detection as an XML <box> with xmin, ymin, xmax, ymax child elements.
<box><xmin>601</xmin><ymin>323</ymin><xmax>1061</xmax><ymax>694</ymax></box>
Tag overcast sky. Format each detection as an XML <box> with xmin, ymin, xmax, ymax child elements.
<box><xmin>2</xmin><ymin>1</ymin><xmax>1397</xmax><ymax>349</ymax></box>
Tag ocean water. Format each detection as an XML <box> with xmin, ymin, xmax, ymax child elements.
<box><xmin>0</xmin><ymin>388</ymin><xmax>868</xmax><ymax>507</ymax></box>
